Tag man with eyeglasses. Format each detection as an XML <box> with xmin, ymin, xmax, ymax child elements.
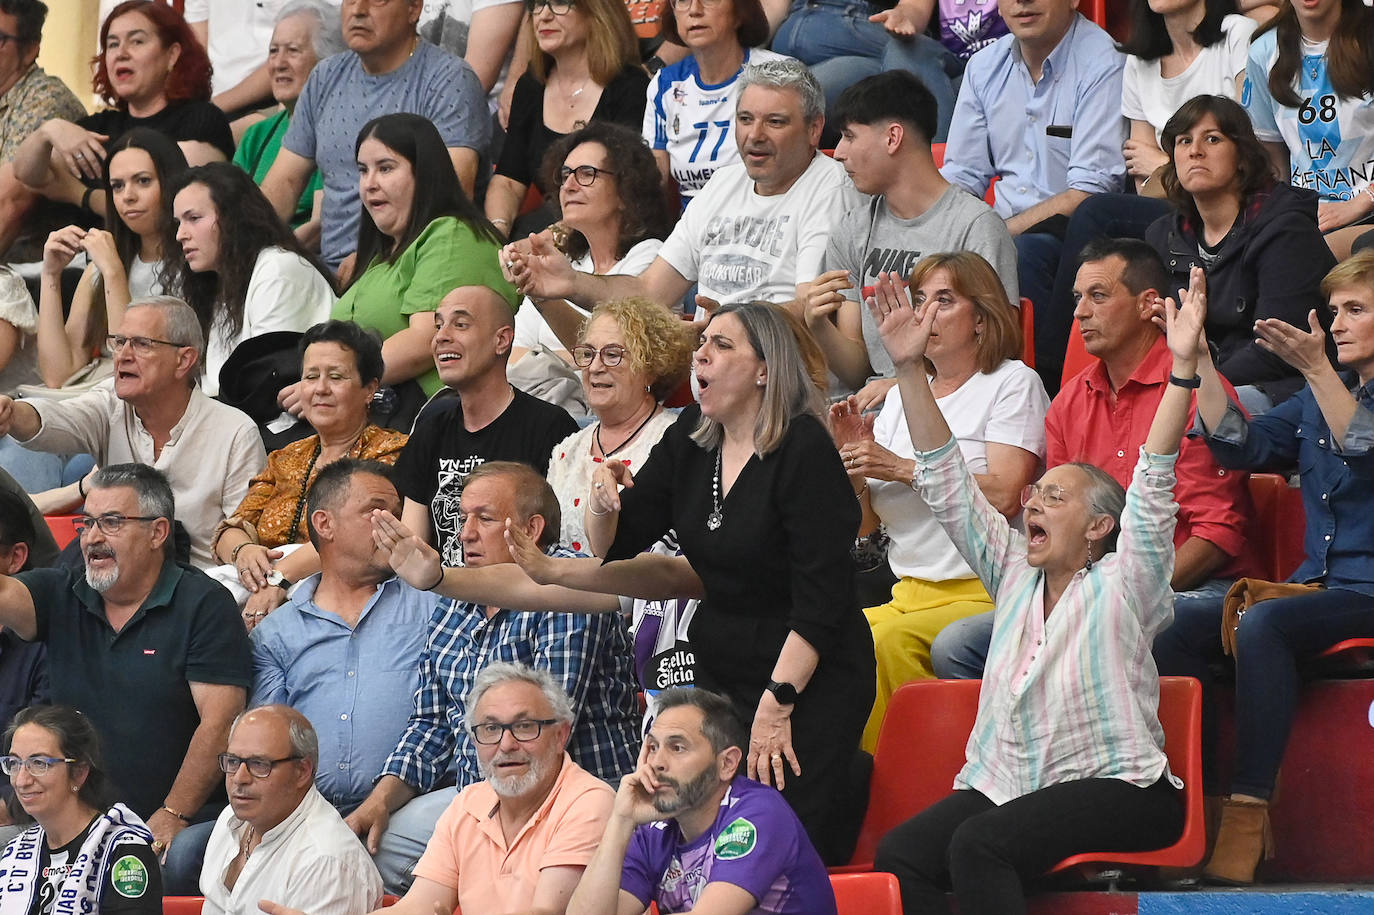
<box><xmin>0</xmin><ymin>461</ymin><xmax>252</xmax><ymax>893</ymax></box>
<box><xmin>931</xmin><ymin>238</ymin><xmax>1260</xmax><ymax>680</ymax></box>
<box><xmin>0</xmin><ymin>296</ymin><xmax>267</xmax><ymax>569</ymax></box>
<box><xmin>264</xmin><ymin>663</ymin><xmax>613</xmax><ymax>915</ymax></box>
<box><xmin>201</xmin><ymin>705</ymin><xmax>383</xmax><ymax>914</ymax></box>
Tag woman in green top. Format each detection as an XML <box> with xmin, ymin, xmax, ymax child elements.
<box><xmin>332</xmin><ymin>112</ymin><xmax>517</xmax><ymax>399</ymax></box>
<box><xmin>232</xmin><ymin>0</ymin><xmax>343</xmax><ymax>233</ymax></box>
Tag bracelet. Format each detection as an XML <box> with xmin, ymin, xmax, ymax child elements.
<box><xmin>76</xmin><ymin>476</ymin><xmax>86</xmax><ymax>500</ymax></box>
<box><xmin>587</xmin><ymin>501</ymin><xmax>611</xmax><ymax>516</ymax></box>
<box><xmin>855</xmin><ymin>481</ymin><xmax>869</xmax><ymax>499</ymax></box>
<box><xmin>1168</xmin><ymin>372</ymin><xmax>1201</xmax><ymax>389</ymax></box>
<box><xmin>423</xmin><ymin>566</ymin><xmax>445</xmax><ymax>592</ymax></box>
<box><xmin>230</xmin><ymin>541</ymin><xmax>253</xmax><ymax>563</ymax></box>
<box><xmin>160</xmin><ymin>805</ymin><xmax>189</xmax><ymax>823</ymax></box>
<box><xmin>80</xmin><ymin>186</ymin><xmax>95</xmax><ymax>212</ymax></box>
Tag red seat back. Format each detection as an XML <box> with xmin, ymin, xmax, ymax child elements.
<box><xmin>1060</xmin><ymin>318</ymin><xmax>1094</xmax><ymax>389</ymax></box>
<box><xmin>1019</xmin><ymin>297</ymin><xmax>1035</xmax><ymax>369</ymax></box>
<box><xmin>162</xmin><ymin>899</ymin><xmax>204</xmax><ymax>915</ymax></box>
<box><xmin>45</xmin><ymin>514</ymin><xmax>79</xmax><ymax>551</ymax></box>
<box><xmin>1245</xmin><ymin>473</ymin><xmax>1305</xmax><ymax>581</ymax></box>
<box><xmin>831</xmin><ymin>871</ymin><xmax>902</xmax><ymax>915</ymax></box>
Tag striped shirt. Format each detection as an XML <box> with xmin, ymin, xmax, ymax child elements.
<box><xmin>913</xmin><ymin>437</ymin><xmax>1182</xmax><ymax>805</ymax></box>
<box><xmin>380</xmin><ymin>547</ymin><xmax>640</xmax><ymax>792</ymax></box>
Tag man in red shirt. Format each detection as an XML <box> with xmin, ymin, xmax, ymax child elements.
<box><xmin>932</xmin><ymin>237</ymin><xmax>1260</xmax><ymax>678</ymax></box>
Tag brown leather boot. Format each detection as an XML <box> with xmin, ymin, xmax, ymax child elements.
<box><xmin>1204</xmin><ymin>797</ymin><xmax>1273</xmax><ymax>886</ymax></box>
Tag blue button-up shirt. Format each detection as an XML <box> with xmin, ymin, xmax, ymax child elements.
<box><xmin>940</xmin><ymin>13</ymin><xmax>1126</xmax><ymax>218</ymax></box>
<box><xmin>1201</xmin><ymin>378</ymin><xmax>1374</xmax><ymax>595</ymax></box>
<box><xmin>381</xmin><ymin>547</ymin><xmax>640</xmax><ymax>793</ymax></box>
<box><xmin>251</xmin><ymin>575</ymin><xmax>433</xmax><ymax>811</ymax></box>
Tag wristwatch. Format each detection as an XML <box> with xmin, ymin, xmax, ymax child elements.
<box><xmin>265</xmin><ymin>570</ymin><xmax>293</xmax><ymax>591</ymax></box>
<box><xmin>766</xmin><ymin>680</ymin><xmax>800</xmax><ymax>705</ymax></box>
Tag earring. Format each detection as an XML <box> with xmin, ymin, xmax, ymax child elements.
<box><xmin>644</xmin><ymin>385</ymin><xmax>651</xmax><ymax>393</ymax></box>
<box><xmin>756</xmin><ymin>378</ymin><xmax>765</xmax><ymax>387</ymax></box>
<box><xmin>1084</xmin><ymin>538</ymin><xmax>1094</xmax><ymax>571</ymax></box>
<box><xmin>71</xmin><ymin>785</ymin><xmax>79</xmax><ymax>792</ymax></box>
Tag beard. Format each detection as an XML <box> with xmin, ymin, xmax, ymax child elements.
<box><xmin>479</xmin><ymin>749</ymin><xmax>547</xmax><ymax>798</ymax></box>
<box><xmin>84</xmin><ymin>546</ymin><xmax>120</xmax><ymax>593</ymax></box>
<box><xmin>651</xmin><ymin>762</ymin><xmax>720</xmax><ymax>816</ymax></box>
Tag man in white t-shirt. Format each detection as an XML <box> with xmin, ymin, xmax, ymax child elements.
<box><xmin>504</xmin><ymin>59</ymin><xmax>861</xmax><ymax>314</ymax></box>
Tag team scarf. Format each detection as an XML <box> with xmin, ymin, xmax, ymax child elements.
<box><xmin>0</xmin><ymin>803</ymin><xmax>153</xmax><ymax>915</ymax></box>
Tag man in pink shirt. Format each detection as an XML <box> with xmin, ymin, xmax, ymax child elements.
<box><xmin>262</xmin><ymin>662</ymin><xmax>614</xmax><ymax>915</ymax></box>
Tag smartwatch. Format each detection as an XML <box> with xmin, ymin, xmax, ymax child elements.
<box><xmin>766</xmin><ymin>680</ymin><xmax>800</xmax><ymax>705</ymax></box>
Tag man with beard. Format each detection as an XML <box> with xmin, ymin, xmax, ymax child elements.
<box><xmin>568</xmin><ymin>688</ymin><xmax>836</xmax><ymax>915</ymax></box>
<box><xmin>263</xmin><ymin>663</ymin><xmax>614</xmax><ymax>915</ymax></box>
<box><xmin>0</xmin><ymin>463</ymin><xmax>251</xmax><ymax>889</ymax></box>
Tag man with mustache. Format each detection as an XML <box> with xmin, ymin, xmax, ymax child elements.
<box><xmin>201</xmin><ymin>705</ymin><xmax>382</xmax><ymax>914</ymax></box>
<box><xmin>568</xmin><ymin>688</ymin><xmax>836</xmax><ymax>915</ymax></box>
<box><xmin>265</xmin><ymin>663</ymin><xmax>614</xmax><ymax>915</ymax></box>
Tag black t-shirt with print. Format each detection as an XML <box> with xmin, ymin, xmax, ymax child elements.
<box><xmin>29</xmin><ymin>822</ymin><xmax>161</xmax><ymax>915</ymax></box>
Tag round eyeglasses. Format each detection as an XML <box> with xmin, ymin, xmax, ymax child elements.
<box><xmin>1020</xmin><ymin>482</ymin><xmax>1070</xmax><ymax>508</ymax></box>
<box><xmin>571</xmin><ymin>344</ymin><xmax>627</xmax><ymax>368</ymax></box>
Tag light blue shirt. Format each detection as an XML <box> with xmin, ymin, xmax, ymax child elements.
<box><xmin>250</xmin><ymin>575</ymin><xmax>435</xmax><ymax>812</ymax></box>
<box><xmin>940</xmin><ymin>13</ymin><xmax>1126</xmax><ymax>219</ymax></box>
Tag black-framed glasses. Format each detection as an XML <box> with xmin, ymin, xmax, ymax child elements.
<box><xmin>106</xmin><ymin>334</ymin><xmax>188</xmax><ymax>356</ymax></box>
<box><xmin>558</xmin><ymin>164</ymin><xmax>615</xmax><ymax>187</ymax></box>
<box><xmin>525</xmin><ymin>0</ymin><xmax>575</xmax><ymax>13</ymax></box>
<box><xmin>1020</xmin><ymin>482</ymin><xmax>1070</xmax><ymax>508</ymax></box>
<box><xmin>0</xmin><ymin>755</ymin><xmax>77</xmax><ymax>777</ymax></box>
<box><xmin>217</xmin><ymin>753</ymin><xmax>304</xmax><ymax>778</ymax></box>
<box><xmin>571</xmin><ymin>344</ymin><xmax>626</xmax><ymax>367</ymax></box>
<box><xmin>73</xmin><ymin>513</ymin><xmax>161</xmax><ymax>536</ymax></box>
<box><xmin>470</xmin><ymin>718</ymin><xmax>559</xmax><ymax>745</ymax></box>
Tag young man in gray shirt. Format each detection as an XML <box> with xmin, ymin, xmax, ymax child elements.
<box><xmin>803</xmin><ymin>70</ymin><xmax>1018</xmax><ymax>406</ymax></box>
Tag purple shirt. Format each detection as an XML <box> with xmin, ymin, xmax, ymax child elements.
<box><xmin>939</xmin><ymin>0</ymin><xmax>1008</xmax><ymax>60</ymax></box>
<box><xmin>620</xmin><ymin>778</ymin><xmax>836</xmax><ymax>914</ymax></box>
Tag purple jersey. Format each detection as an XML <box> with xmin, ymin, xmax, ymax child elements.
<box><xmin>620</xmin><ymin>778</ymin><xmax>836</xmax><ymax>914</ymax></box>
<box><xmin>939</xmin><ymin>0</ymin><xmax>1008</xmax><ymax>60</ymax></box>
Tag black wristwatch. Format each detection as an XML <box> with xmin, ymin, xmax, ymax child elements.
<box><xmin>766</xmin><ymin>680</ymin><xmax>799</xmax><ymax>705</ymax></box>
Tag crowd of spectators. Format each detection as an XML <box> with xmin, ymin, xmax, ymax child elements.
<box><xmin>0</xmin><ymin>0</ymin><xmax>1372</xmax><ymax>911</ymax></box>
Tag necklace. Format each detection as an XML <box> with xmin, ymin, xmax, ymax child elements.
<box><xmin>707</xmin><ymin>448</ymin><xmax>723</xmax><ymax>532</ymax></box>
<box><xmin>288</xmin><ymin>427</ymin><xmax>367</xmax><ymax>537</ymax></box>
<box><xmin>595</xmin><ymin>408</ymin><xmax>658</xmax><ymax>460</ymax></box>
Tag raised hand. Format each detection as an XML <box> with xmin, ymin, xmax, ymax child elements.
<box><xmin>371</xmin><ymin>509</ymin><xmax>444</xmax><ymax>590</ymax></box>
<box><xmin>504</xmin><ymin>517</ymin><xmax>558</xmax><ymax>584</ymax></box>
<box><xmin>590</xmin><ymin>460</ymin><xmax>634</xmax><ymax>513</ymax></box>
<box><xmin>80</xmin><ymin>229</ymin><xmax>121</xmax><ymax>276</ymax></box>
<box><xmin>44</xmin><ymin>120</ymin><xmax>108</xmax><ymax>181</ymax></box>
<box><xmin>502</xmin><ymin>232</ymin><xmax>577</xmax><ymax>300</ymax></box>
<box><xmin>612</xmin><ymin>742</ymin><xmax>670</xmax><ymax>826</ymax></box>
<box><xmin>42</xmin><ymin>226</ymin><xmax>87</xmax><ymax>275</ymax></box>
<box><xmin>867</xmin><ymin>271</ymin><xmax>935</xmax><ymax>368</ymax></box>
<box><xmin>1255</xmin><ymin>309</ymin><xmax>1331</xmax><ymax>378</ymax></box>
<box><xmin>827</xmin><ymin>395</ymin><xmax>874</xmax><ymax>449</ymax></box>
<box><xmin>1160</xmin><ymin>265</ymin><xmax>1208</xmax><ymax>369</ymax></box>
<box><xmin>853</xmin><ymin>376</ymin><xmax>897</xmax><ymax>412</ymax></box>
<box><xmin>841</xmin><ymin>439</ymin><xmax>913</xmax><ymax>485</ymax></box>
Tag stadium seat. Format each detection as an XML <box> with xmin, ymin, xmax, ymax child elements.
<box><xmin>1245</xmin><ymin>473</ymin><xmax>1305</xmax><ymax>581</ymax></box>
<box><xmin>44</xmin><ymin>514</ymin><xmax>79</xmax><ymax>551</ymax></box>
<box><xmin>1082</xmin><ymin>0</ymin><xmax>1109</xmax><ymax>29</ymax></box>
<box><xmin>836</xmin><ymin>678</ymin><xmax>981</xmax><ymax>871</ymax></box>
<box><xmin>831</xmin><ymin>871</ymin><xmax>902</xmax><ymax>915</ymax></box>
<box><xmin>162</xmin><ymin>899</ymin><xmax>204</xmax><ymax>915</ymax></box>
<box><xmin>930</xmin><ymin>143</ymin><xmax>998</xmax><ymax>207</ymax></box>
<box><xmin>381</xmin><ymin>895</ymin><xmax>400</xmax><ymax>907</ymax></box>
<box><xmin>1019</xmin><ymin>297</ymin><xmax>1035</xmax><ymax>369</ymax></box>
<box><xmin>1060</xmin><ymin>318</ymin><xmax>1093</xmax><ymax>388</ymax></box>
<box><xmin>1048</xmin><ymin>676</ymin><xmax>1206</xmax><ymax>882</ymax></box>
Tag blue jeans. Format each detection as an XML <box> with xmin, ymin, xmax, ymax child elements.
<box><xmin>162</xmin><ymin>819</ymin><xmax>215</xmax><ymax>895</ymax></box>
<box><xmin>373</xmin><ymin>786</ymin><xmax>458</xmax><ymax>894</ymax></box>
<box><xmin>773</xmin><ymin>0</ymin><xmax>961</xmax><ymax>142</ymax></box>
<box><xmin>1015</xmin><ymin>232</ymin><xmax>1062</xmax><ymax>337</ymax></box>
<box><xmin>1153</xmin><ymin>587</ymin><xmax>1374</xmax><ymax>799</ymax></box>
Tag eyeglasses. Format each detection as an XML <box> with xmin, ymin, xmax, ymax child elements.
<box><xmin>525</xmin><ymin>0</ymin><xmax>575</xmax><ymax>14</ymax></box>
<box><xmin>571</xmin><ymin>344</ymin><xmax>626</xmax><ymax>367</ymax></box>
<box><xmin>0</xmin><ymin>755</ymin><xmax>77</xmax><ymax>777</ymax></box>
<box><xmin>74</xmin><ymin>513</ymin><xmax>161</xmax><ymax>536</ymax></box>
<box><xmin>106</xmin><ymin>334</ymin><xmax>188</xmax><ymax>356</ymax></box>
<box><xmin>217</xmin><ymin>754</ymin><xmax>304</xmax><ymax>778</ymax></box>
<box><xmin>558</xmin><ymin>164</ymin><xmax>615</xmax><ymax>187</ymax></box>
<box><xmin>470</xmin><ymin>718</ymin><xmax>559</xmax><ymax>745</ymax></box>
<box><xmin>1020</xmin><ymin>482</ymin><xmax>1071</xmax><ymax>508</ymax></box>
<box><xmin>671</xmin><ymin>0</ymin><xmax>726</xmax><ymax>10</ymax></box>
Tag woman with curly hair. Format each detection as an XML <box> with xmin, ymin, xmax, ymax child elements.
<box><xmin>13</xmin><ymin>0</ymin><xmax>233</xmax><ymax>218</ymax></box>
<box><xmin>512</xmin><ymin>121</ymin><xmax>673</xmax><ymax>366</ymax></box>
<box><xmin>162</xmin><ymin>162</ymin><xmax>336</xmax><ymax>395</ymax></box>
<box><xmin>545</xmin><ymin>297</ymin><xmax>695</xmax><ymax>553</ymax></box>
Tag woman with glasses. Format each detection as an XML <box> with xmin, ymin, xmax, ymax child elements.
<box><xmin>869</xmin><ymin>266</ymin><xmax>1198</xmax><ymax>915</ymax></box>
<box><xmin>512</xmin><ymin>122</ymin><xmax>673</xmax><ymax>367</ymax></box>
<box><xmin>306</xmin><ymin>114</ymin><xmax>515</xmax><ymax>420</ymax></box>
<box><xmin>484</xmin><ymin>0</ymin><xmax>646</xmax><ymax>240</ymax></box>
<box><xmin>0</xmin><ymin>705</ymin><xmax>162</xmax><ymax>913</ymax></box>
<box><xmin>545</xmin><ymin>297</ymin><xmax>695</xmax><ymax>554</ymax></box>
<box><xmin>645</xmin><ymin>0</ymin><xmax>784</xmax><ymax>206</ymax></box>
<box><xmin>829</xmin><ymin>253</ymin><xmax>1047</xmax><ymax>754</ymax></box>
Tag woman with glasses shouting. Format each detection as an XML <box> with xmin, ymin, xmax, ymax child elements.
<box><xmin>484</xmin><ymin>0</ymin><xmax>647</xmax><ymax>240</ymax></box>
<box><xmin>0</xmin><ymin>705</ymin><xmax>162</xmax><ymax>914</ymax></box>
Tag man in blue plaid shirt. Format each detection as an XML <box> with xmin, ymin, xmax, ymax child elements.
<box><xmin>344</xmin><ymin>461</ymin><xmax>640</xmax><ymax>893</ymax></box>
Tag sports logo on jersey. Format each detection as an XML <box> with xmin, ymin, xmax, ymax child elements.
<box><xmin>714</xmin><ymin>817</ymin><xmax>757</xmax><ymax>860</ymax></box>
<box><xmin>111</xmin><ymin>855</ymin><xmax>149</xmax><ymax>898</ymax></box>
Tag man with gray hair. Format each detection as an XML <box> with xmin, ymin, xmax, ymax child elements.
<box><xmin>202</xmin><ymin>705</ymin><xmax>383</xmax><ymax>914</ymax></box>
<box><xmin>0</xmin><ymin>462</ymin><xmax>252</xmax><ymax>891</ymax></box>
<box><xmin>262</xmin><ymin>663</ymin><xmax>614</xmax><ymax>915</ymax></box>
<box><xmin>0</xmin><ymin>296</ymin><xmax>266</xmax><ymax>568</ymax></box>
<box><xmin>504</xmin><ymin>58</ymin><xmax>861</xmax><ymax>314</ymax></box>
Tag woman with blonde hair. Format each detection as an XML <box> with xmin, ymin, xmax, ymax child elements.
<box><xmin>832</xmin><ymin>252</ymin><xmax>1047</xmax><ymax>751</ymax></box>
<box><xmin>484</xmin><ymin>0</ymin><xmax>647</xmax><ymax>239</ymax></box>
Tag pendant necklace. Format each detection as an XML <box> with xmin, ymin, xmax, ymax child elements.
<box><xmin>707</xmin><ymin>448</ymin><xmax>724</xmax><ymax>531</ymax></box>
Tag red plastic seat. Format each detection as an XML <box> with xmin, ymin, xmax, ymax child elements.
<box><xmin>835</xmin><ymin>678</ymin><xmax>981</xmax><ymax>871</ymax></box>
<box><xmin>1060</xmin><ymin>318</ymin><xmax>1094</xmax><ymax>389</ymax></box>
<box><xmin>831</xmin><ymin>871</ymin><xmax>902</xmax><ymax>915</ymax></box>
<box><xmin>1245</xmin><ymin>473</ymin><xmax>1305</xmax><ymax>581</ymax></box>
<box><xmin>1019</xmin><ymin>297</ymin><xmax>1035</xmax><ymax>369</ymax></box>
<box><xmin>1048</xmin><ymin>676</ymin><xmax>1206</xmax><ymax>877</ymax></box>
<box><xmin>44</xmin><ymin>513</ymin><xmax>79</xmax><ymax>551</ymax></box>
<box><xmin>381</xmin><ymin>895</ymin><xmax>401</xmax><ymax>907</ymax></box>
<box><xmin>162</xmin><ymin>899</ymin><xmax>204</xmax><ymax>915</ymax></box>
<box><xmin>930</xmin><ymin>143</ymin><xmax>998</xmax><ymax>207</ymax></box>
<box><xmin>1081</xmin><ymin>0</ymin><xmax>1109</xmax><ymax>29</ymax></box>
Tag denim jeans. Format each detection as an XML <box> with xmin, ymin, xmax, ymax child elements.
<box><xmin>773</xmin><ymin>0</ymin><xmax>961</xmax><ymax>142</ymax></box>
<box><xmin>162</xmin><ymin>819</ymin><xmax>215</xmax><ymax>895</ymax></box>
<box><xmin>373</xmin><ymin>786</ymin><xmax>458</xmax><ymax>894</ymax></box>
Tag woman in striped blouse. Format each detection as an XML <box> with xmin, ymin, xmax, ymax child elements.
<box><xmin>870</xmin><ymin>268</ymin><xmax>1207</xmax><ymax>915</ymax></box>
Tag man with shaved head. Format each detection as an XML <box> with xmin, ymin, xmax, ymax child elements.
<box><xmin>392</xmin><ymin>286</ymin><xmax>577</xmax><ymax>566</ymax></box>
<box><xmin>200</xmin><ymin>705</ymin><xmax>383</xmax><ymax>914</ymax></box>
